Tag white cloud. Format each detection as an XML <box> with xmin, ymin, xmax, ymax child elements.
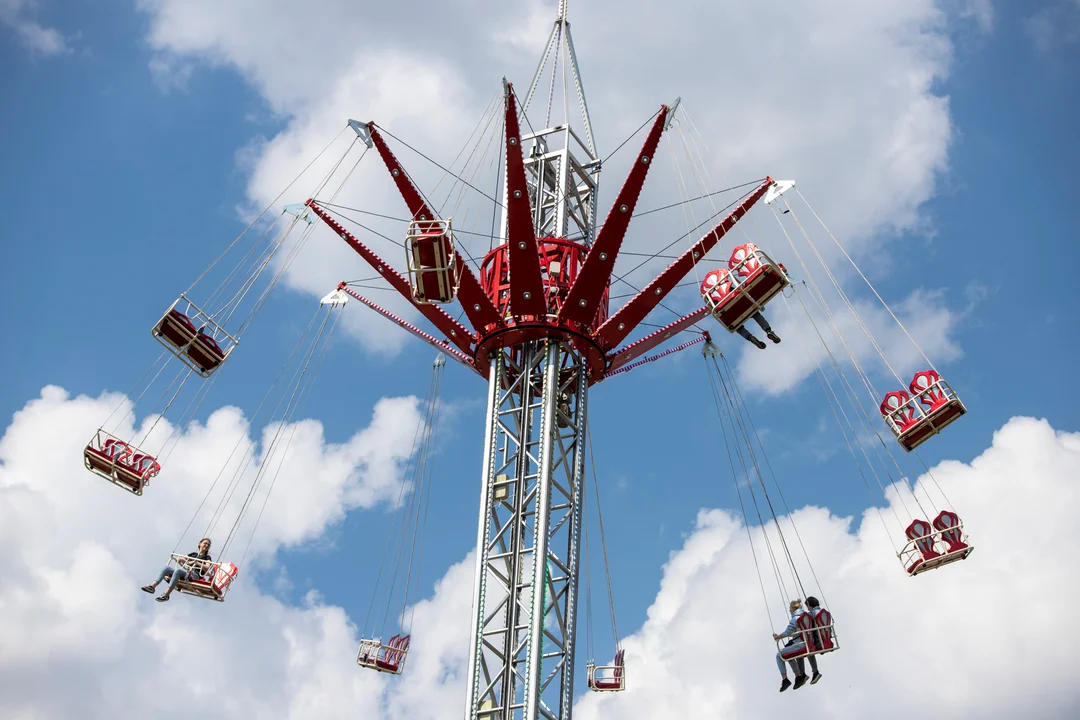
<box><xmin>2</xmin><ymin>385</ymin><xmax>1076</xmax><ymax>717</ymax></box>
<box><xmin>0</xmin><ymin>0</ymin><xmax>68</xmax><ymax>55</ymax></box>
<box><xmin>734</xmin><ymin>285</ymin><xmax>963</xmax><ymax>395</ymax></box>
<box><xmin>135</xmin><ymin>0</ymin><xmax>982</xmax><ymax>372</ymax></box>
<box><xmin>574</xmin><ymin>415</ymin><xmax>1080</xmax><ymax>719</ymax></box>
<box><xmin>1026</xmin><ymin>0</ymin><xmax>1080</xmax><ymax>52</ymax></box>
<box><xmin>0</xmin><ymin>385</ymin><xmax>440</xmax><ymax>718</ymax></box>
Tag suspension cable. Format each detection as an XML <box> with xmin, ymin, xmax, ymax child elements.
<box><xmin>796</xmin><ymin>188</ymin><xmax>937</xmax><ymax>371</ymax></box>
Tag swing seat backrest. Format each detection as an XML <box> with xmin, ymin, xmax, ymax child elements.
<box><xmin>212</xmin><ymin>562</ymin><xmax>238</xmax><ymax>595</ymax></box>
<box><xmin>932</xmin><ymin>510</ymin><xmax>968</xmax><ymax>554</ymax></box>
<box><xmin>700</xmin><ymin>269</ymin><xmax>735</xmax><ymax>308</ymax></box>
<box><xmin>101</xmin><ymin>438</ymin><xmax>130</xmax><ymax>460</ymax></box>
<box><xmin>812</xmin><ymin>609</ymin><xmax>835</xmax><ymax>651</ymax></box>
<box><xmin>905</xmin><ymin>518</ymin><xmax>940</xmax><ymax>563</ymax></box>
<box><xmin>613</xmin><ymin>648</ymin><xmax>625</xmax><ymax>679</ymax></box>
<box><xmin>129</xmin><ymin>453</ymin><xmax>161</xmax><ymax>480</ymax></box>
<box><xmin>797</xmin><ymin>610</ymin><xmax>820</xmax><ymax>652</ymax></box>
<box><xmin>728</xmin><ymin>243</ymin><xmax>761</xmax><ymax>278</ymax></box>
<box><xmin>880</xmin><ymin>391</ymin><xmax>919</xmax><ymax>433</ymax></box>
<box><xmin>378</xmin><ymin>634</ymin><xmax>408</xmax><ymax>671</ymax></box>
<box><xmin>909</xmin><ymin>370</ymin><xmax>947</xmax><ymax>412</ymax></box>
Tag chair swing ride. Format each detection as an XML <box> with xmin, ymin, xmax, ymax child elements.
<box><xmin>80</xmin><ymin>1</ymin><xmax>976</xmax><ymax>715</ymax></box>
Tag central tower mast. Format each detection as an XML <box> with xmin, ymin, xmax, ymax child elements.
<box><xmin>308</xmin><ymin>1</ymin><xmax>774</xmax><ymax>713</ymax></box>
<box><xmin>467</xmin><ymin>5</ymin><xmax>599</xmax><ymax>719</ymax></box>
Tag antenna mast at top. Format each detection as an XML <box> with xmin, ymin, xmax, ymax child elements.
<box><xmin>502</xmin><ymin>0</ymin><xmax>600</xmax><ymax>247</ymax></box>
<box><xmin>522</xmin><ymin>0</ymin><xmax>596</xmax><ymax>156</ymax></box>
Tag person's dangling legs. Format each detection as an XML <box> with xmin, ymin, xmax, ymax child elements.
<box><xmin>750</xmin><ymin>312</ymin><xmax>781</xmax><ymax>344</ymax></box>
<box><xmin>737</xmin><ymin>324</ymin><xmax>767</xmax><ymax>350</ymax></box>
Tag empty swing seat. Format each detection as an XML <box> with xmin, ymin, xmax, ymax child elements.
<box><xmin>899</xmin><ymin>511</ymin><xmax>974</xmax><ymax>576</ymax></box>
<box><xmin>587</xmin><ymin>649</ymin><xmax>626</xmax><ymax>692</ymax></box>
<box><xmin>83</xmin><ymin>429</ymin><xmax>160</xmax><ymax>495</ymax></box>
<box><xmin>151</xmin><ymin>295</ymin><xmax>237</xmax><ymax>377</ymax></box>
<box><xmin>169</xmin><ymin>553</ymin><xmax>238</xmax><ymax>601</ymax></box>
<box><xmin>879</xmin><ymin>370</ymin><xmax>966</xmax><ymax>451</ymax></box>
<box><xmin>357</xmin><ymin>634</ymin><xmax>411</xmax><ymax>674</ymax></box>
<box><xmin>700</xmin><ymin>246</ymin><xmax>790</xmax><ymax>332</ymax></box>
<box><xmin>406</xmin><ymin>219</ymin><xmax>459</xmax><ymax>304</ymax></box>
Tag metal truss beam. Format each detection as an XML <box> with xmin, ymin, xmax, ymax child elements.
<box><xmin>466</xmin><ymin>340</ymin><xmax>588</xmax><ymax>720</ymax></box>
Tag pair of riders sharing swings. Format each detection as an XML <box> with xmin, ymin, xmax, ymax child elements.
<box><xmin>774</xmin><ymin>597</ymin><xmax>824</xmax><ymax>691</ymax></box>
<box><xmin>140</xmin><ymin>537</ymin><xmax>213</xmax><ymax>602</ymax></box>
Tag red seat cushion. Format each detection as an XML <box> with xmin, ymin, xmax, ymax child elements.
<box><xmin>157</xmin><ymin>310</ymin><xmax>197</xmax><ymax>349</ymax></box>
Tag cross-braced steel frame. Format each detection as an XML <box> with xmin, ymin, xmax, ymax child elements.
<box><xmin>465</xmin><ymin>341</ymin><xmax>588</xmax><ymax>720</ymax></box>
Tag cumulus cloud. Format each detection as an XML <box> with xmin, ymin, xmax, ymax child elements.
<box><xmin>734</xmin><ymin>285</ymin><xmax>963</xmax><ymax>395</ymax></box>
<box><xmin>1026</xmin><ymin>0</ymin><xmax>1080</xmax><ymax>52</ymax></box>
<box><xmin>135</xmin><ymin>0</ymin><xmax>980</xmax><ymax>374</ymax></box>
<box><xmin>575</xmin><ymin>415</ymin><xmax>1080</xmax><ymax>719</ymax></box>
<box><xmin>0</xmin><ymin>384</ymin><xmax>442</xmax><ymax>718</ymax></box>
<box><xmin>0</xmin><ymin>0</ymin><xmax>68</xmax><ymax>55</ymax></box>
<box><xmin>3</xmin><ymin>386</ymin><xmax>1077</xmax><ymax>718</ymax></box>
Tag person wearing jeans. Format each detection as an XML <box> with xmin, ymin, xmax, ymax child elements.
<box><xmin>141</xmin><ymin>537</ymin><xmax>212</xmax><ymax>602</ymax></box>
<box><xmin>773</xmin><ymin>599</ymin><xmax>814</xmax><ymax>691</ymax></box>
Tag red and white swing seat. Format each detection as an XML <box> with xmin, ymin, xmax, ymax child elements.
<box><xmin>166</xmin><ymin>553</ymin><xmax>239</xmax><ymax>602</ymax></box>
<box><xmin>586</xmin><ymin>648</ymin><xmax>626</xmax><ymax>692</ymax></box>
<box><xmin>405</xmin><ymin>219</ymin><xmax>459</xmax><ymax>304</ymax></box>
<box><xmin>151</xmin><ymin>295</ymin><xmax>237</xmax><ymax>377</ymax></box>
<box><xmin>880</xmin><ymin>370</ymin><xmax>966</xmax><ymax>451</ymax></box>
<box><xmin>700</xmin><ymin>244</ymin><xmax>790</xmax><ymax>332</ymax></box>
<box><xmin>356</xmin><ymin>634</ymin><xmax>411</xmax><ymax>674</ymax></box>
<box><xmin>899</xmin><ymin>511</ymin><xmax>974</xmax><ymax>576</ymax></box>
<box><xmin>82</xmin><ymin>429</ymin><xmax>160</xmax><ymax>496</ymax></box>
<box><xmin>777</xmin><ymin>608</ymin><xmax>838</xmax><ymax>661</ymax></box>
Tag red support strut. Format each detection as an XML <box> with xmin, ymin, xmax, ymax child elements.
<box><xmin>595</xmin><ymin>177</ymin><xmax>773</xmax><ymax>350</ymax></box>
<box><xmin>365</xmin><ymin>123</ymin><xmax>504</xmax><ymax>333</ymax></box>
<box><xmin>559</xmin><ymin>105</ymin><xmax>670</xmax><ymax>329</ymax></box>
<box><xmin>502</xmin><ymin>81</ymin><xmax>548</xmax><ymax>318</ymax></box>
<box><xmin>306</xmin><ymin>200</ymin><xmax>476</xmax><ymax>357</ymax></box>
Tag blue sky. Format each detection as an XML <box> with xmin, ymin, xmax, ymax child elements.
<box><xmin>2</xmin><ymin>1</ymin><xmax>1079</xmax><ymax>717</ymax></box>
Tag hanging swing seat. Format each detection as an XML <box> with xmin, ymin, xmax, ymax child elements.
<box><xmin>879</xmin><ymin>370</ymin><xmax>966</xmax><ymax>451</ymax></box>
<box><xmin>777</xmin><ymin>608</ymin><xmax>839</xmax><ymax>661</ymax></box>
<box><xmin>356</xmin><ymin>634</ymin><xmax>411</xmax><ymax>674</ymax></box>
<box><xmin>83</xmin><ymin>429</ymin><xmax>160</xmax><ymax>495</ymax></box>
<box><xmin>166</xmin><ymin>553</ymin><xmax>238</xmax><ymax>601</ymax></box>
<box><xmin>900</xmin><ymin>511</ymin><xmax>973</xmax><ymax>576</ymax></box>
<box><xmin>151</xmin><ymin>295</ymin><xmax>237</xmax><ymax>377</ymax></box>
<box><xmin>586</xmin><ymin>648</ymin><xmax>626</xmax><ymax>692</ymax></box>
<box><xmin>405</xmin><ymin>219</ymin><xmax>460</xmax><ymax>304</ymax></box>
<box><xmin>700</xmin><ymin>246</ymin><xmax>789</xmax><ymax>332</ymax></box>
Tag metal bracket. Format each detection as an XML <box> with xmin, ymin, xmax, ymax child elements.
<box><xmin>701</xmin><ymin>338</ymin><xmax>723</xmax><ymax>357</ymax></box>
<box><xmin>320</xmin><ymin>288</ymin><xmax>350</xmax><ymax>307</ymax></box>
<box><xmin>348</xmin><ymin>119</ymin><xmax>375</xmax><ymax>148</ymax></box>
<box><xmin>764</xmin><ymin>180</ymin><xmax>796</xmax><ymax>205</ymax></box>
<box><xmin>284</xmin><ymin>203</ymin><xmax>315</xmax><ymax>224</ymax></box>
<box><xmin>664</xmin><ymin>97</ymin><xmax>681</xmax><ymax>129</ymax></box>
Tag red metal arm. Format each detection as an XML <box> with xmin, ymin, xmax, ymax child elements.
<box><xmin>558</xmin><ymin>105</ymin><xmax>669</xmax><ymax>328</ymax></box>
<box><xmin>337</xmin><ymin>285</ymin><xmax>481</xmax><ymax>375</ymax></box>
<box><xmin>366</xmin><ymin>123</ymin><xmax>504</xmax><ymax>333</ymax></box>
<box><xmin>602</xmin><ymin>334</ymin><xmax>708</xmax><ymax>380</ymax></box>
<box><xmin>604</xmin><ymin>306</ymin><xmax>710</xmax><ymax>373</ymax></box>
<box><xmin>595</xmin><ymin>177</ymin><xmax>773</xmax><ymax>349</ymax></box>
<box><xmin>306</xmin><ymin>200</ymin><xmax>476</xmax><ymax>356</ymax></box>
<box><xmin>503</xmin><ymin>82</ymin><xmax>547</xmax><ymax>317</ymax></box>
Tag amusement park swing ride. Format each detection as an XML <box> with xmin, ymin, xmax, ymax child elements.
<box><xmin>82</xmin><ymin>2</ymin><xmax>974</xmax><ymax>717</ymax></box>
